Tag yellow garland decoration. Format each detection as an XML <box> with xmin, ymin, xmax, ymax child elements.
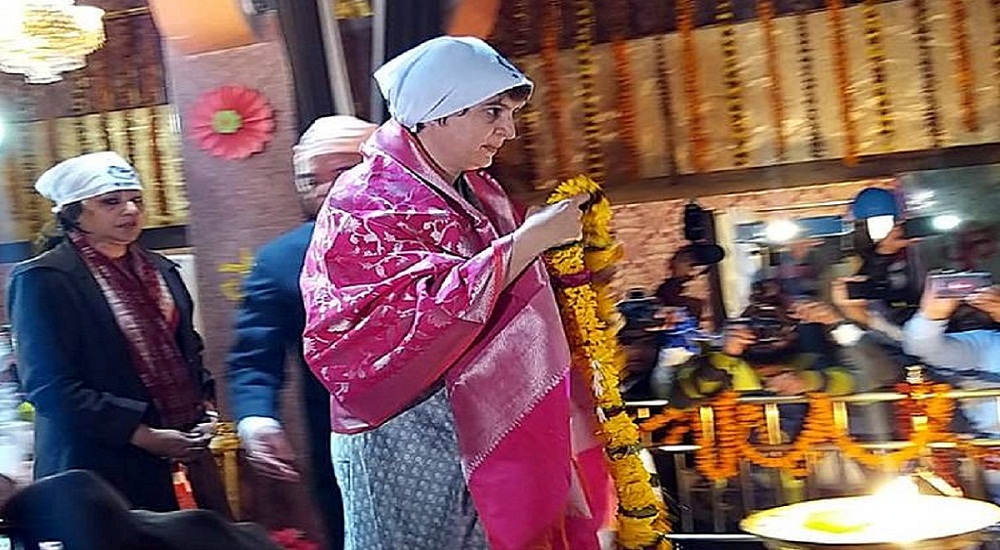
<box><xmin>573</xmin><ymin>0</ymin><xmax>605</xmax><ymax>182</ymax></box>
<box><xmin>510</xmin><ymin>0</ymin><xmax>541</xmax><ymax>188</ymax></box>
<box><xmin>828</xmin><ymin>0</ymin><xmax>859</xmax><ymax>166</ymax></box>
<box><xmin>948</xmin><ymin>0</ymin><xmax>979</xmax><ymax>132</ymax></box>
<box><xmin>757</xmin><ymin>0</ymin><xmax>788</xmax><ymax>161</ymax></box>
<box><xmin>863</xmin><ymin>0</ymin><xmax>895</xmax><ymax>146</ymax></box>
<box><xmin>717</xmin><ymin>0</ymin><xmax>750</xmax><ymax>166</ymax></box>
<box><xmin>540</xmin><ymin>0</ymin><xmax>572</xmax><ymax>181</ymax></box>
<box><xmin>545</xmin><ymin>175</ymin><xmax>671</xmax><ymax>549</ymax></box>
<box><xmin>678</xmin><ymin>0</ymin><xmax>708</xmax><ymax>172</ymax></box>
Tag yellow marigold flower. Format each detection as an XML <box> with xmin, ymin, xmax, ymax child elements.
<box><xmin>604</xmin><ymin>412</ymin><xmax>641</xmax><ymax>449</ymax></box>
<box><xmin>617</xmin><ymin>516</ymin><xmax>660</xmax><ymax>549</ymax></box>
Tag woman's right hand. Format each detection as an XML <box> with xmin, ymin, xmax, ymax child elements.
<box><xmin>517</xmin><ymin>195</ymin><xmax>588</xmax><ymax>253</ymax></box>
<box><xmin>131</xmin><ymin>424</ymin><xmax>211</xmax><ymax>461</ymax></box>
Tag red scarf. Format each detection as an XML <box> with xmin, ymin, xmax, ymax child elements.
<box><xmin>69</xmin><ymin>232</ymin><xmax>203</xmax><ymax>428</ymax></box>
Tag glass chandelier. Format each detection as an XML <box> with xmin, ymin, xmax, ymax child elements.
<box><xmin>0</xmin><ymin>1</ymin><xmax>106</xmax><ymax>84</ymax></box>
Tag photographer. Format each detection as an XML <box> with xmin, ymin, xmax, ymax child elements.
<box><xmin>903</xmin><ymin>280</ymin><xmax>1000</xmax><ymax>405</ymax></box>
<box><xmin>669</xmin><ymin>308</ymin><xmax>855</xmax><ymax>409</ymax></box>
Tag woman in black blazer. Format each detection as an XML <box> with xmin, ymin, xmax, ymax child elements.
<box><xmin>7</xmin><ymin>152</ymin><xmax>224</xmax><ymax>513</ymax></box>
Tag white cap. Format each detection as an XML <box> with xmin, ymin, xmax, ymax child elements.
<box><xmin>374</xmin><ymin>36</ymin><xmax>533</xmax><ymax>130</ymax></box>
<box><xmin>292</xmin><ymin>115</ymin><xmax>377</xmax><ymax>176</ymax></box>
<box><xmin>35</xmin><ymin>152</ymin><xmax>143</xmax><ymax>213</ymax></box>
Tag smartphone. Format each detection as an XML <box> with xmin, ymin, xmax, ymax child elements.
<box><xmin>903</xmin><ymin>216</ymin><xmax>939</xmax><ymax>239</ymax></box>
<box><xmin>929</xmin><ymin>272</ymin><xmax>992</xmax><ymax>298</ymax></box>
<box><xmin>846</xmin><ymin>279</ymin><xmax>881</xmax><ymax>300</ymax></box>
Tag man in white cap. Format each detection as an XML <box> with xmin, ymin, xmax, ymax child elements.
<box><xmin>226</xmin><ymin>115</ymin><xmax>376</xmax><ymax>550</ymax></box>
<box><xmin>8</xmin><ymin>151</ymin><xmax>225</xmax><ymax>514</ymax></box>
<box><xmin>300</xmin><ymin>37</ymin><xmax>611</xmax><ymax>550</ymax></box>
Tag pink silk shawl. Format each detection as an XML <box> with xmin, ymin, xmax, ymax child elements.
<box><xmin>301</xmin><ymin>121</ymin><xmax>613</xmax><ymax>549</ymax></box>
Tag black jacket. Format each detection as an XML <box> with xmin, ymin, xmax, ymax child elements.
<box><xmin>6</xmin><ymin>241</ymin><xmax>213</xmax><ymax>511</ymax></box>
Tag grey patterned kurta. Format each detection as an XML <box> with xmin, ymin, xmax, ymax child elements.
<box><xmin>331</xmin><ymin>388</ymin><xmax>489</xmax><ymax>550</ymax></box>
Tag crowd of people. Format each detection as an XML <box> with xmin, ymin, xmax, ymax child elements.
<box><xmin>620</xmin><ymin>197</ymin><xmax>1000</xmax><ymax>445</ymax></box>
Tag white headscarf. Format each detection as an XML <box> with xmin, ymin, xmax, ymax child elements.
<box><xmin>374</xmin><ymin>36</ymin><xmax>533</xmax><ymax>129</ymax></box>
<box><xmin>34</xmin><ymin>151</ymin><xmax>143</xmax><ymax>213</ymax></box>
<box><xmin>292</xmin><ymin>115</ymin><xmax>377</xmax><ymax>176</ymax></box>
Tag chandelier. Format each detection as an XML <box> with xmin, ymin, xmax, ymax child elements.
<box><xmin>0</xmin><ymin>1</ymin><xmax>106</xmax><ymax>84</ymax></box>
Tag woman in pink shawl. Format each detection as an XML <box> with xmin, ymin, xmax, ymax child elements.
<box><xmin>301</xmin><ymin>36</ymin><xmax>613</xmax><ymax>550</ymax></box>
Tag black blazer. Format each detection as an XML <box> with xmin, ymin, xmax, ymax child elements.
<box><xmin>6</xmin><ymin>241</ymin><xmax>213</xmax><ymax>511</ymax></box>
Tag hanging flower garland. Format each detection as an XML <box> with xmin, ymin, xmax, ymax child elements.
<box><xmin>717</xmin><ymin>0</ymin><xmax>750</xmax><ymax>167</ymax></box>
<box><xmin>757</xmin><ymin>0</ymin><xmax>788</xmax><ymax>161</ymax></box>
<box><xmin>510</xmin><ymin>0</ymin><xmax>541</xmax><ymax>188</ymax></box>
<box><xmin>639</xmin><ymin>384</ymin><xmax>961</xmax><ymax>478</ymax></box>
<box><xmin>573</xmin><ymin>0</ymin><xmax>605</xmax><ymax>182</ymax></box>
<box><xmin>794</xmin><ymin>1</ymin><xmax>826</xmax><ymax>159</ymax></box>
<box><xmin>863</xmin><ymin>0</ymin><xmax>895</xmax><ymax>146</ymax></box>
<box><xmin>679</xmin><ymin>0</ymin><xmax>709</xmax><ymax>172</ymax></box>
<box><xmin>652</xmin><ymin>34</ymin><xmax>678</xmax><ymax>177</ymax></box>
<box><xmin>545</xmin><ymin>175</ymin><xmax>670</xmax><ymax>550</ymax></box>
<box><xmin>189</xmin><ymin>86</ymin><xmax>276</xmax><ymax>160</ymax></box>
<box><xmin>948</xmin><ymin>0</ymin><xmax>979</xmax><ymax>132</ymax></box>
<box><xmin>827</xmin><ymin>0</ymin><xmax>859</xmax><ymax>166</ymax></box>
<box><xmin>540</xmin><ymin>0</ymin><xmax>572</xmax><ymax>181</ymax></box>
<box><xmin>609</xmin><ymin>4</ymin><xmax>641</xmax><ymax>180</ymax></box>
<box><xmin>69</xmin><ymin>71</ymin><xmax>91</xmax><ymax>151</ymax></box>
<box><xmin>912</xmin><ymin>0</ymin><xmax>945</xmax><ymax>147</ymax></box>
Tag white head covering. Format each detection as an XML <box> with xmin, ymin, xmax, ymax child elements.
<box><xmin>292</xmin><ymin>115</ymin><xmax>377</xmax><ymax>176</ymax></box>
<box><xmin>374</xmin><ymin>36</ymin><xmax>533</xmax><ymax>129</ymax></box>
<box><xmin>34</xmin><ymin>151</ymin><xmax>143</xmax><ymax>213</ymax></box>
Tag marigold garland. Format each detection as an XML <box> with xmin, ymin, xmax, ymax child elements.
<box><xmin>609</xmin><ymin>6</ymin><xmax>641</xmax><ymax>181</ymax></box>
<box><xmin>545</xmin><ymin>175</ymin><xmax>670</xmax><ymax>549</ymax></box>
<box><xmin>912</xmin><ymin>0</ymin><xmax>945</xmax><ymax>147</ymax></box>
<box><xmin>948</xmin><ymin>0</ymin><xmax>979</xmax><ymax>132</ymax></box>
<box><xmin>678</xmin><ymin>0</ymin><xmax>708</xmax><ymax>172</ymax></box>
<box><xmin>827</xmin><ymin>0</ymin><xmax>859</xmax><ymax>166</ymax></box>
<box><xmin>717</xmin><ymin>0</ymin><xmax>750</xmax><ymax>166</ymax></box>
<box><xmin>651</xmin><ymin>34</ymin><xmax>678</xmax><ymax>176</ymax></box>
<box><xmin>862</xmin><ymin>0</ymin><xmax>895</xmax><ymax>146</ymax></box>
<box><xmin>510</xmin><ymin>0</ymin><xmax>540</xmax><ymax>188</ymax></box>
<box><xmin>757</xmin><ymin>0</ymin><xmax>787</xmax><ymax>161</ymax></box>
<box><xmin>539</xmin><ymin>0</ymin><xmax>572</xmax><ymax>181</ymax></box>
<box><xmin>573</xmin><ymin>0</ymin><xmax>605</xmax><ymax>182</ymax></box>
<box><xmin>794</xmin><ymin>1</ymin><xmax>825</xmax><ymax>159</ymax></box>
<box><xmin>639</xmin><ymin>384</ymin><xmax>961</xmax><ymax>479</ymax></box>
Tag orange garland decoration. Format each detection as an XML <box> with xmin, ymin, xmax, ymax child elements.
<box><xmin>608</xmin><ymin>3</ymin><xmax>640</xmax><ymax>181</ymax></box>
<box><xmin>539</xmin><ymin>0</ymin><xmax>572</xmax><ymax>180</ymax></box>
<box><xmin>640</xmin><ymin>384</ymin><xmax>962</xmax><ymax>479</ymax></box>
<box><xmin>828</xmin><ymin>0</ymin><xmax>859</xmax><ymax>166</ymax></box>
<box><xmin>610</xmin><ymin>35</ymin><xmax>641</xmax><ymax>181</ymax></box>
<box><xmin>948</xmin><ymin>0</ymin><xmax>980</xmax><ymax>132</ymax></box>
<box><xmin>757</xmin><ymin>0</ymin><xmax>787</xmax><ymax>161</ymax></box>
<box><xmin>678</xmin><ymin>0</ymin><xmax>708</xmax><ymax>173</ymax></box>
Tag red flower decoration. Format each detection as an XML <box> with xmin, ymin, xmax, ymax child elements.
<box><xmin>268</xmin><ymin>528</ymin><xmax>319</xmax><ymax>550</ymax></box>
<box><xmin>189</xmin><ymin>85</ymin><xmax>276</xmax><ymax>160</ymax></box>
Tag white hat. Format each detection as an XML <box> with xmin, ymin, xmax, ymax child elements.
<box><xmin>292</xmin><ymin>115</ymin><xmax>377</xmax><ymax>176</ymax></box>
<box><xmin>374</xmin><ymin>36</ymin><xmax>533</xmax><ymax>130</ymax></box>
<box><xmin>35</xmin><ymin>152</ymin><xmax>143</xmax><ymax>213</ymax></box>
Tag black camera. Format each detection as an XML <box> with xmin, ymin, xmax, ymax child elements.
<box><xmin>845</xmin><ymin>278</ymin><xmax>891</xmax><ymax>300</ymax></box>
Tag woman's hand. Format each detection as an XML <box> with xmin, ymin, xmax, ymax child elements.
<box><xmin>131</xmin><ymin>424</ymin><xmax>211</xmax><ymax>461</ymax></box>
<box><xmin>516</xmin><ymin>195</ymin><xmax>588</xmax><ymax>253</ymax></box>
